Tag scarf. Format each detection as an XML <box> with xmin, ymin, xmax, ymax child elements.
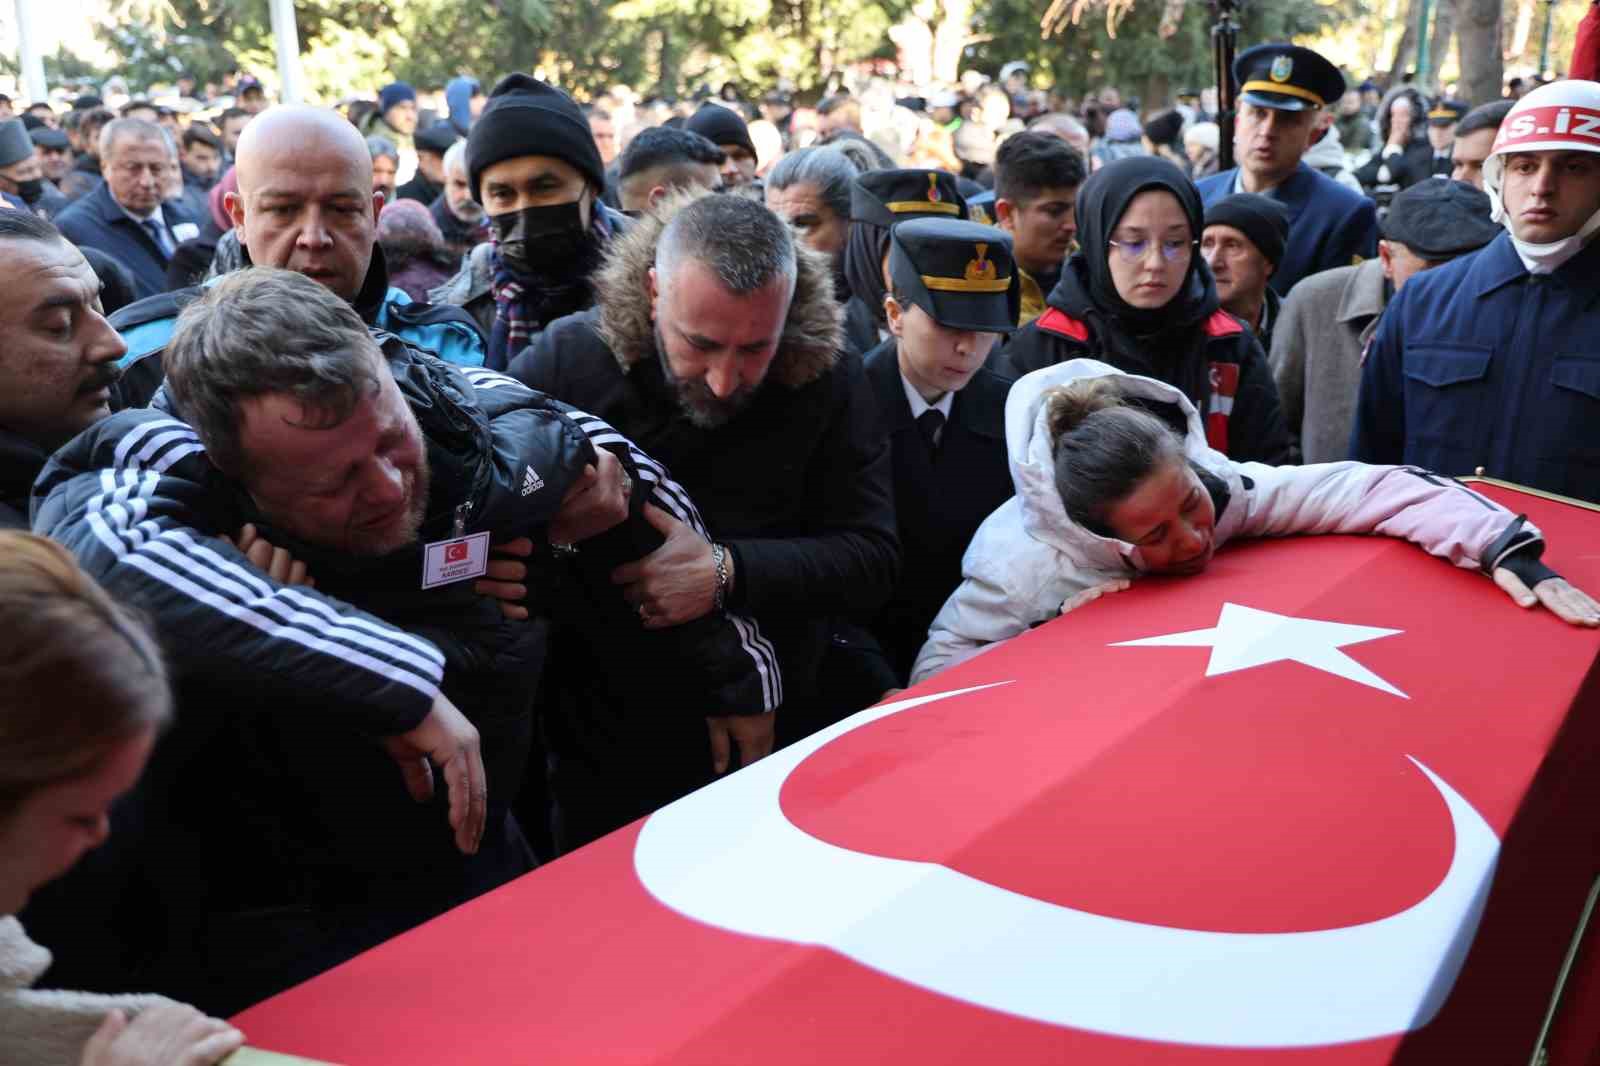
<box><xmin>842</xmin><ymin>220</ymin><xmax>892</xmax><ymax>328</ymax></box>
<box><xmin>487</xmin><ymin>207</ymin><xmax>611</xmax><ymax>370</ymax></box>
<box><xmin>1046</xmin><ymin>155</ymin><xmax>1220</xmax><ymax>411</ymax></box>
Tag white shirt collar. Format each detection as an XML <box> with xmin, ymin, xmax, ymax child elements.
<box><xmin>119</xmin><ymin>201</ymin><xmax>162</xmax><ymax>226</ymax></box>
<box><xmin>1231</xmin><ymin>169</ymin><xmax>1281</xmax><ymax>198</ymax></box>
<box><xmin>901</xmin><ymin>371</ymin><xmax>955</xmax><ymax>422</ymax></box>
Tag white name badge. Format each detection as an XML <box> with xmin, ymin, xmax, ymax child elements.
<box><xmin>171</xmin><ymin>221</ymin><xmax>200</xmax><ymax>243</ymax></box>
<box><xmin>421</xmin><ymin>531</ymin><xmax>491</xmax><ymax>589</ymax></box>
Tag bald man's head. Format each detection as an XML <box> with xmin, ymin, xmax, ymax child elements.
<box><xmin>226</xmin><ymin>106</ymin><xmax>381</xmax><ymax>302</ymax></box>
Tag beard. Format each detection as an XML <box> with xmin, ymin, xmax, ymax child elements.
<box><xmin>348</xmin><ymin>444</ymin><xmax>431</xmax><ymax>556</ymax></box>
<box><xmin>449</xmin><ymin>196</ymin><xmax>485</xmax><ymax>224</ymax></box>
<box><xmin>655</xmin><ymin>325</ymin><xmax>761</xmax><ymax>430</ymax></box>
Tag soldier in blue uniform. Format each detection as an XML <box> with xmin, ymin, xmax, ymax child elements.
<box><xmin>1350</xmin><ymin>80</ymin><xmax>1600</xmax><ymax>502</ymax></box>
<box><xmin>1196</xmin><ymin>44</ymin><xmax>1378</xmax><ymax>296</ymax></box>
<box><xmin>854</xmin><ymin>218</ymin><xmax>1019</xmax><ymax>689</ymax></box>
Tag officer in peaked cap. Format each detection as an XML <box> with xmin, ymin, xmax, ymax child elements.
<box><xmin>1196</xmin><ymin>43</ymin><xmax>1382</xmax><ymax>294</ymax></box>
<box><xmin>855</xmin><ymin>216</ymin><xmax>1018</xmax><ymax>687</ymax></box>
<box><xmin>1196</xmin><ymin>42</ymin><xmax>1378</xmax><ymax>295</ymax></box>
<box><xmin>1236</xmin><ymin>44</ymin><xmax>1346</xmax><ymax>113</ymax></box>
<box><xmin>1426</xmin><ymin>98</ymin><xmax>1470</xmax><ymax>176</ymax></box>
<box><xmin>841</xmin><ymin>169</ymin><xmax>969</xmax><ymax>353</ymax></box>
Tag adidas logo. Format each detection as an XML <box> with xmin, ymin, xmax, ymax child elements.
<box><xmin>521</xmin><ymin>465</ymin><xmax>545</xmax><ymax>497</ymax></box>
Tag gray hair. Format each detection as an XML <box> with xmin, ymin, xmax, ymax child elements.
<box><xmin>655</xmin><ymin>194</ymin><xmax>797</xmax><ymax>300</ymax></box>
<box><xmin>164</xmin><ymin>267</ymin><xmax>382</xmax><ymax>476</ymax></box>
<box><xmin>366</xmin><ymin>135</ymin><xmax>399</xmax><ymax>164</ymax></box>
<box><xmin>819</xmin><ymin>131</ymin><xmax>894</xmax><ymax>173</ymax></box>
<box><xmin>766</xmin><ymin>147</ymin><xmax>859</xmax><ymax>223</ymax></box>
<box><xmin>443</xmin><ymin>139</ymin><xmax>467</xmax><ymax>179</ymax></box>
<box><xmin>1028</xmin><ymin>112</ymin><xmax>1089</xmax><ymax>145</ymax></box>
<box><xmin>99</xmin><ymin>117</ymin><xmax>167</xmax><ymax>162</ymax></box>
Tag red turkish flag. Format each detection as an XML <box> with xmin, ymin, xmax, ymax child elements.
<box><xmin>443</xmin><ymin>541</ymin><xmax>470</xmax><ymax>564</ymax></box>
<box><xmin>233</xmin><ymin>483</ymin><xmax>1600</xmax><ymax>1065</ymax></box>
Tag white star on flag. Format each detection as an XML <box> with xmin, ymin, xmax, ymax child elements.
<box><xmin>1112</xmin><ymin>602</ymin><xmax>1408</xmax><ymax>698</ymax></box>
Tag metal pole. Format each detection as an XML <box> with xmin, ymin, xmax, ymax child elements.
<box><xmin>13</xmin><ymin>0</ymin><xmax>47</xmax><ymax>104</ymax></box>
<box><xmin>1539</xmin><ymin>0</ymin><xmax>1558</xmax><ymax>78</ymax></box>
<box><xmin>1212</xmin><ymin>3</ymin><xmax>1239</xmax><ymax>172</ymax></box>
<box><xmin>1415</xmin><ymin>0</ymin><xmax>1435</xmax><ymax>87</ymax></box>
<box><xmin>268</xmin><ymin>0</ymin><xmax>304</xmax><ymax>104</ymax></box>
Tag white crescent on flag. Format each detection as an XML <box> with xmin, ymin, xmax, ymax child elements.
<box><xmin>635</xmin><ymin>645</ymin><xmax>1501</xmax><ymax>1048</ymax></box>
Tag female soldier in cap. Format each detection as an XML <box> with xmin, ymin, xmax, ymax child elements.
<box><xmin>856</xmin><ymin>217</ymin><xmax>1019</xmax><ymax>685</ymax></box>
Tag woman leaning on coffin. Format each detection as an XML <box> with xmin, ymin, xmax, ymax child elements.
<box><xmin>912</xmin><ymin>362</ymin><xmax>1600</xmax><ymax>683</ymax></box>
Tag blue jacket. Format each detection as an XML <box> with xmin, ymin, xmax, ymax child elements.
<box><xmin>1350</xmin><ymin>232</ymin><xmax>1600</xmax><ymax>502</ymax></box>
<box><xmin>54</xmin><ymin>180</ymin><xmax>198</xmax><ymax>301</ymax></box>
<box><xmin>107</xmin><ymin>243</ymin><xmax>486</xmax><ymax>410</ymax></box>
<box><xmin>1197</xmin><ymin>163</ymin><xmax>1378</xmax><ymax>297</ymax></box>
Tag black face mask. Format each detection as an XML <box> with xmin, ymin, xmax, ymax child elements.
<box><xmin>490</xmin><ymin>199</ymin><xmax>592</xmax><ymax>276</ymax></box>
<box><xmin>14</xmin><ymin>178</ymin><xmax>43</xmax><ymax>205</ymax></box>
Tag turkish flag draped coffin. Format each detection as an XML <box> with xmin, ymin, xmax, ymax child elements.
<box><xmin>234</xmin><ymin>482</ymin><xmax>1600</xmax><ymax>1065</ymax></box>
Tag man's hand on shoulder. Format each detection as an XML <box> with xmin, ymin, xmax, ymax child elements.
<box><xmin>612</xmin><ymin>503</ymin><xmax>719</xmax><ymax>629</ymax></box>
<box><xmin>222</xmin><ymin>524</ymin><xmax>315</xmax><ymax>588</ymax></box>
<box><xmin>548</xmin><ymin>447</ymin><xmax>632</xmax><ymax>546</ymax></box>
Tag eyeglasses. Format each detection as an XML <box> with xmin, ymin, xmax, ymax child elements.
<box><xmin>1108</xmin><ymin>238</ymin><xmax>1195</xmax><ymax>264</ymax></box>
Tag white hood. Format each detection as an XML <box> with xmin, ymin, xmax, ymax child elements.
<box><xmin>1004</xmin><ymin>358</ymin><xmax>1237</xmax><ymax>573</ymax></box>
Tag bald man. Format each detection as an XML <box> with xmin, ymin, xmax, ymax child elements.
<box><xmin>108</xmin><ymin>105</ymin><xmax>486</xmax><ymax>410</ymax></box>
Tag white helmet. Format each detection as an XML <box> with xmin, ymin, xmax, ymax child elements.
<box><xmin>1484</xmin><ymin>78</ymin><xmax>1600</xmax><ymax>225</ymax></box>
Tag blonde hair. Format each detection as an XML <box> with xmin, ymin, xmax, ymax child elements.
<box><xmin>0</xmin><ymin>532</ymin><xmax>170</xmax><ymax>816</ymax></box>
<box><xmin>1046</xmin><ymin>378</ymin><xmax>1184</xmax><ymax>535</ymax></box>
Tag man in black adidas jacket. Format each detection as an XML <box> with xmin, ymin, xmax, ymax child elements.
<box><xmin>30</xmin><ymin>267</ymin><xmax>778</xmax><ymax>1012</ymax></box>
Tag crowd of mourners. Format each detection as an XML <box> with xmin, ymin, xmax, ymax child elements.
<box><xmin>5</xmin><ymin>30</ymin><xmax>1600</xmax><ymax>1064</ymax></box>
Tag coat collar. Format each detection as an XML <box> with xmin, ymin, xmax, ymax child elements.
<box><xmin>1466</xmin><ymin>230</ymin><xmax>1600</xmax><ymax>307</ymax></box>
<box><xmin>1222</xmin><ymin>163</ymin><xmax>1315</xmax><ymax>224</ymax></box>
<box><xmin>863</xmin><ymin>336</ymin><xmax>1008</xmax><ymax>441</ymax></box>
<box><xmin>1336</xmin><ymin>257</ymin><xmax>1388</xmax><ymax>324</ymax></box>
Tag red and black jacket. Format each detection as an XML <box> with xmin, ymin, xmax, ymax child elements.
<box><xmin>997</xmin><ymin>306</ymin><xmax>1294</xmax><ymax>465</ymax></box>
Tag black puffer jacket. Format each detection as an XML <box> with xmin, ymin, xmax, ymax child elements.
<box><xmin>0</xmin><ymin>427</ymin><xmax>47</xmax><ymax>530</ymax></box>
<box><xmin>29</xmin><ymin>337</ymin><xmax>779</xmax><ymax>1010</ymax></box>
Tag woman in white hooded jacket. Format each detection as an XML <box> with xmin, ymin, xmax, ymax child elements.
<box><xmin>912</xmin><ymin>359</ymin><xmax>1600</xmax><ymax>683</ymax></box>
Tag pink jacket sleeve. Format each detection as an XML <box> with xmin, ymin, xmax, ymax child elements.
<box><xmin>1228</xmin><ymin>462</ymin><xmax>1540</xmax><ymax>573</ymax></box>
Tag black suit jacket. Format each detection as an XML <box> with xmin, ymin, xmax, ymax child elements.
<box><xmin>861</xmin><ymin>338</ymin><xmax>1015</xmax><ymax>681</ymax></box>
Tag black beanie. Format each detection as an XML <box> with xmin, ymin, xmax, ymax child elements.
<box><xmin>1142</xmin><ymin>108</ymin><xmax>1184</xmax><ymax>150</ymax></box>
<box><xmin>466</xmin><ymin>73</ymin><xmax>605</xmax><ymax>202</ymax></box>
<box><xmin>685</xmin><ymin>103</ymin><xmax>756</xmax><ymax>158</ymax></box>
<box><xmin>1203</xmin><ymin>193</ymin><xmax>1290</xmax><ymax>268</ymax></box>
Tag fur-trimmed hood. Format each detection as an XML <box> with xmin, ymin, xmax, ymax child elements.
<box><xmin>593</xmin><ymin>191</ymin><xmax>844</xmax><ymax>389</ymax></box>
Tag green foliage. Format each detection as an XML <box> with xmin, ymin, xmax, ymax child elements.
<box><xmin>969</xmin><ymin>0</ymin><xmax>1360</xmax><ymax>101</ymax></box>
<box><xmin>50</xmin><ymin>0</ymin><xmax>1379</xmax><ymax>108</ymax></box>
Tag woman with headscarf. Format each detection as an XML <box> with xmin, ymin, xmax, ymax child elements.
<box><xmin>998</xmin><ymin>155</ymin><xmax>1291</xmax><ymax>463</ymax></box>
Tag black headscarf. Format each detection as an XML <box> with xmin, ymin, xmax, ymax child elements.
<box><xmin>843</xmin><ymin>219</ymin><xmax>892</xmax><ymax>327</ymax></box>
<box><xmin>1047</xmin><ymin>155</ymin><xmax>1221</xmax><ymax>410</ymax></box>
